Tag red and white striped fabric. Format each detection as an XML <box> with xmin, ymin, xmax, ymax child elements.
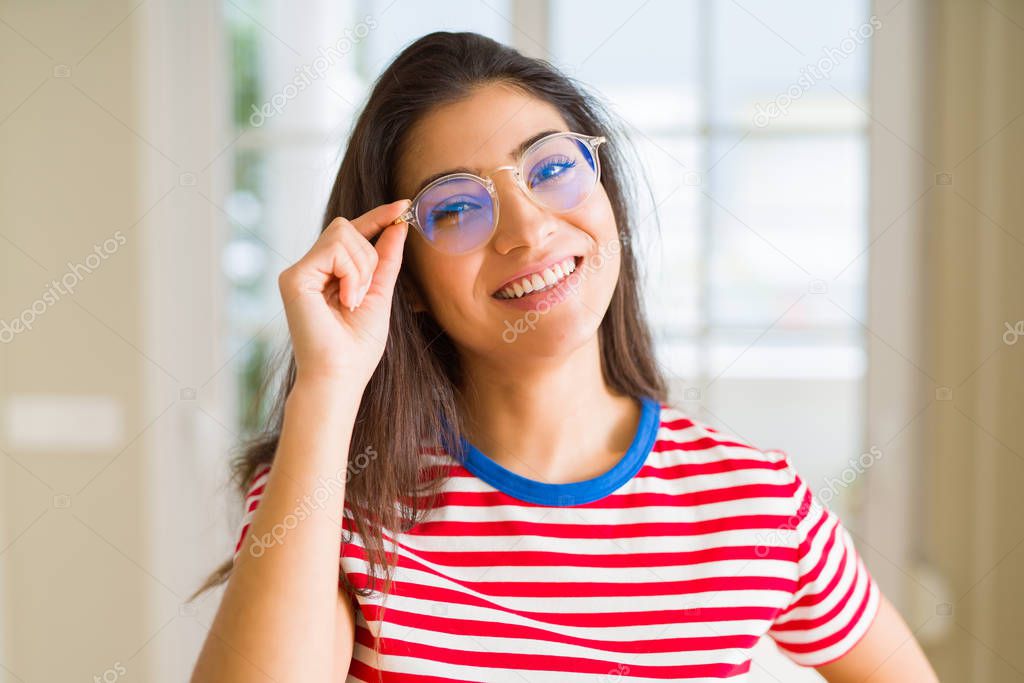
<box><xmin>233</xmin><ymin>397</ymin><xmax>879</xmax><ymax>681</ymax></box>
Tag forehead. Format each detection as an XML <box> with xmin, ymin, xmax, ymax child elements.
<box><xmin>396</xmin><ymin>82</ymin><xmax>570</xmax><ymax>198</ymax></box>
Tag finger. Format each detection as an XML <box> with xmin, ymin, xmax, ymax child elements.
<box><xmin>323</xmin><ymin>277</ymin><xmax>339</xmax><ymax>303</ymax></box>
<box><xmin>336</xmin><ymin>223</ymin><xmax>375</xmax><ymax>307</ymax></box>
<box><xmin>349</xmin><ymin>199</ymin><xmax>412</xmax><ymax>241</ymax></box>
<box><xmin>364</xmin><ymin>220</ymin><xmax>409</xmax><ymax>308</ymax></box>
<box><xmin>322</xmin><ymin>244</ymin><xmax>361</xmax><ymax>311</ymax></box>
<box><xmin>350</xmin><ymin>222</ymin><xmax>379</xmax><ymax>281</ymax></box>
<box><xmin>305</xmin><ymin>218</ymin><xmax>356</xmax><ymax>275</ymax></box>
<box><xmin>353</xmin><ymin>233</ymin><xmax>379</xmax><ymax>306</ymax></box>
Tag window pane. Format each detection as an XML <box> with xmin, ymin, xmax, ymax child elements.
<box><xmin>632</xmin><ymin>134</ymin><xmax>702</xmax><ymax>335</ymax></box>
<box><xmin>706</xmin><ymin>328</ymin><xmax>866</xmax><ymax>380</ymax></box>
<box><xmin>654</xmin><ymin>337</ymin><xmax>701</xmax><ymax>382</ymax></box>
<box><xmin>707</xmin><ymin>133</ymin><xmax>868</xmax><ymax>328</ymax></box>
<box><xmin>225</xmin><ymin>0</ymin><xmax>363</xmax><ymax>134</ymax></box>
<box><xmin>549</xmin><ymin>0</ymin><xmax>701</xmax><ymax>130</ymax></box>
<box><xmin>361</xmin><ymin>0</ymin><xmax>512</xmax><ymax>80</ymax></box>
<box><xmin>709</xmin><ymin>0</ymin><xmax>872</xmax><ymax>129</ymax></box>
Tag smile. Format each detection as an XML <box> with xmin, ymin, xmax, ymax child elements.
<box><xmin>493</xmin><ymin>256</ymin><xmax>581</xmax><ymax>300</ymax></box>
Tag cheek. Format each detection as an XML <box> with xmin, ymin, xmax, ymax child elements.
<box><xmin>575</xmin><ymin>184</ymin><xmax>618</xmax><ymax>246</ymax></box>
<box><xmin>576</xmin><ymin>188</ymin><xmax>623</xmax><ymax>293</ymax></box>
<box><xmin>407</xmin><ymin>239</ymin><xmax>483</xmax><ymax>316</ymax></box>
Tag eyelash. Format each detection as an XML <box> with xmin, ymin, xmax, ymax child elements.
<box><xmin>528</xmin><ymin>156</ymin><xmax>576</xmax><ymax>187</ymax></box>
<box><xmin>424</xmin><ymin>156</ymin><xmax>578</xmax><ymax>222</ymax></box>
<box><xmin>429</xmin><ymin>198</ymin><xmax>482</xmax><ymax>224</ymax></box>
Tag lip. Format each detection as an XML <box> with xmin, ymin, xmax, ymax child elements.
<box><xmin>491</xmin><ymin>254</ymin><xmax>583</xmax><ymax>298</ymax></box>
<box><xmin>492</xmin><ymin>263</ymin><xmax>583</xmax><ymax>312</ymax></box>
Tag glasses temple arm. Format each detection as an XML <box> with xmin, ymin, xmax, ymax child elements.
<box><xmin>391</xmin><ymin>208</ymin><xmax>415</xmax><ymax>225</ymax></box>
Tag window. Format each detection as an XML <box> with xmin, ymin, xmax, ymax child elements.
<box><xmin>548</xmin><ymin>0</ymin><xmax>872</xmax><ymax>515</ymax></box>
<box><xmin>220</xmin><ymin>4</ymin><xmax>874</xmax><ymax>680</ymax></box>
<box><xmin>222</xmin><ymin>0</ymin><xmax>873</xmax><ymax>518</ymax></box>
<box><xmin>221</xmin><ymin>0</ymin><xmax>515</xmax><ymax>434</ymax></box>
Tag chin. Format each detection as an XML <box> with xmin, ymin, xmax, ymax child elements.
<box><xmin>492</xmin><ymin>303</ymin><xmax>604</xmax><ymax>355</ymax></box>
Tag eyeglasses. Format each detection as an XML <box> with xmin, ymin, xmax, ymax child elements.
<box><xmin>392</xmin><ymin>131</ymin><xmax>607</xmax><ymax>254</ymax></box>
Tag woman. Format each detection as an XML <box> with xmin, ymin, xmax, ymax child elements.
<box><xmin>191</xmin><ymin>31</ymin><xmax>937</xmax><ymax>682</ymax></box>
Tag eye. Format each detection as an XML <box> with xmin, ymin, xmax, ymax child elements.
<box><xmin>427</xmin><ymin>196</ymin><xmax>484</xmax><ymax>228</ymax></box>
<box><xmin>527</xmin><ymin>155</ymin><xmax>577</xmax><ymax>188</ymax></box>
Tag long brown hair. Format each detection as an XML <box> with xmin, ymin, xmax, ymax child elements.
<box><xmin>195</xmin><ymin>27</ymin><xmax>667</xmax><ymax>655</ymax></box>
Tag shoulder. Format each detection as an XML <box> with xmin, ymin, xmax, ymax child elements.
<box><xmin>649</xmin><ymin>401</ymin><xmax>807</xmax><ymax>511</ymax></box>
<box><xmin>654</xmin><ymin>401</ymin><xmax>795</xmax><ymax>474</ymax></box>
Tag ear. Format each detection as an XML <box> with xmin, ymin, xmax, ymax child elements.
<box><xmin>408</xmin><ymin>287</ymin><xmax>428</xmax><ymax>314</ymax></box>
<box><xmin>400</xmin><ymin>267</ymin><xmax>429</xmax><ymax>314</ymax></box>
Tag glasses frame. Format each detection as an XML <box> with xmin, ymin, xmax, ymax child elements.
<box><xmin>392</xmin><ymin>131</ymin><xmax>607</xmax><ymax>254</ymax></box>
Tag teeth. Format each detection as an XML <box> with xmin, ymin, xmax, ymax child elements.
<box><xmin>496</xmin><ymin>257</ymin><xmax>578</xmax><ymax>300</ymax></box>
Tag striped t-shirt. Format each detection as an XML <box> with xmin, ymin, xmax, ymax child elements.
<box><xmin>234</xmin><ymin>396</ymin><xmax>879</xmax><ymax>681</ymax></box>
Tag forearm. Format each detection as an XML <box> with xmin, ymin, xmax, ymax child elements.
<box><xmin>192</xmin><ymin>378</ymin><xmax>360</xmax><ymax>683</ymax></box>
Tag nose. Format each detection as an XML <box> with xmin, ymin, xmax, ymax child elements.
<box><xmin>488</xmin><ymin>170</ymin><xmax>558</xmax><ymax>254</ymax></box>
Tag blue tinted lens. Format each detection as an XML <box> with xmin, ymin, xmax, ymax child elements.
<box><xmin>416</xmin><ymin>177</ymin><xmax>495</xmax><ymax>253</ymax></box>
<box><xmin>524</xmin><ymin>136</ymin><xmax>598</xmax><ymax>211</ymax></box>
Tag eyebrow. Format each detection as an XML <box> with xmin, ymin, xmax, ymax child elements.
<box><xmin>410</xmin><ymin>128</ymin><xmax>563</xmax><ymax>197</ymax></box>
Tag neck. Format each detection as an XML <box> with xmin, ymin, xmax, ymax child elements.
<box><xmin>454</xmin><ymin>335</ymin><xmax>642</xmax><ymax>484</ymax></box>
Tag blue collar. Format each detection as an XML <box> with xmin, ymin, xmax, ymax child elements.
<box><xmin>445</xmin><ymin>395</ymin><xmax>660</xmax><ymax>507</ymax></box>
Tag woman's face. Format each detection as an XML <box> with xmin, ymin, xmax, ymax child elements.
<box><xmin>396</xmin><ymin>82</ymin><xmax>622</xmax><ymax>362</ymax></box>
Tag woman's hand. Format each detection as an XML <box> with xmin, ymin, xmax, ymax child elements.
<box><xmin>277</xmin><ymin>199</ymin><xmax>411</xmax><ymax>388</ymax></box>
